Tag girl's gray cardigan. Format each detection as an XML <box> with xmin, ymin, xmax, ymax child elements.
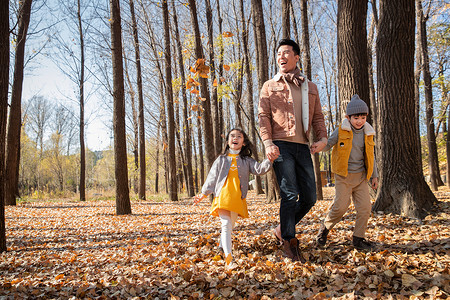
<box><xmin>201</xmin><ymin>154</ymin><xmax>272</xmax><ymax>199</ymax></box>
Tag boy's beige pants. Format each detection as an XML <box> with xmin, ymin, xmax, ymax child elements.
<box><xmin>324</xmin><ymin>172</ymin><xmax>371</xmax><ymax>238</ymax></box>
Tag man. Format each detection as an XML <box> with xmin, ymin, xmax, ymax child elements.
<box><xmin>258</xmin><ymin>39</ymin><xmax>327</xmax><ymax>261</ymax></box>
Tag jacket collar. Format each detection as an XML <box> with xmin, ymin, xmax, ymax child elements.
<box><xmin>341</xmin><ymin>118</ymin><xmax>375</xmax><ymax>136</ymax></box>
<box><xmin>273</xmin><ymin>69</ymin><xmax>307</xmax><ymax>82</ymax></box>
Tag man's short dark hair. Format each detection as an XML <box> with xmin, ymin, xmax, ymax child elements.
<box><xmin>277</xmin><ymin>39</ymin><xmax>300</xmax><ymax>56</ymax></box>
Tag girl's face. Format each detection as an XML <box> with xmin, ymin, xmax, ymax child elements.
<box><xmin>228</xmin><ymin>130</ymin><xmax>245</xmax><ymax>151</ymax></box>
<box><xmin>346</xmin><ymin>114</ymin><xmax>367</xmax><ymax>130</ymax></box>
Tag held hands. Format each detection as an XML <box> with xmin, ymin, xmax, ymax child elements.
<box><xmin>310</xmin><ymin>140</ymin><xmax>327</xmax><ymax>154</ymax></box>
<box><xmin>370</xmin><ymin>178</ymin><xmax>378</xmax><ymax>190</ymax></box>
<box><xmin>266</xmin><ymin>144</ymin><xmax>280</xmax><ymax>162</ymax></box>
<box><xmin>193</xmin><ymin>193</ymin><xmax>207</xmax><ymax>205</ymax></box>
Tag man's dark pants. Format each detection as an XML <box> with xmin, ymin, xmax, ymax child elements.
<box><xmin>273</xmin><ymin>141</ymin><xmax>317</xmax><ymax>241</ymax></box>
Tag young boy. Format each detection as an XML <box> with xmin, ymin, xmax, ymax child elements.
<box><xmin>316</xmin><ymin>94</ymin><xmax>378</xmax><ymax>250</ymax></box>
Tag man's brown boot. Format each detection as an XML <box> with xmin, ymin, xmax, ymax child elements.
<box><xmin>282</xmin><ymin>239</ymin><xmax>295</xmax><ymax>260</ymax></box>
<box><xmin>316</xmin><ymin>224</ymin><xmax>329</xmax><ymax>247</ymax></box>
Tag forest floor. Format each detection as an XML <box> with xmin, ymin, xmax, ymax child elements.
<box><xmin>0</xmin><ymin>187</ymin><xmax>449</xmax><ymax>299</ymax></box>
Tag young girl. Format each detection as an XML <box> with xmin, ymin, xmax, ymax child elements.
<box><xmin>193</xmin><ymin>128</ymin><xmax>276</xmax><ymax>267</ymax></box>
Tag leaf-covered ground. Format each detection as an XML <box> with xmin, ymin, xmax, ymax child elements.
<box><xmin>1</xmin><ymin>187</ymin><xmax>449</xmax><ymax>299</ymax></box>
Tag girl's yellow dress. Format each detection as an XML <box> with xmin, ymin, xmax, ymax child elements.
<box><xmin>210</xmin><ymin>153</ymin><xmax>249</xmax><ymax>218</ymax></box>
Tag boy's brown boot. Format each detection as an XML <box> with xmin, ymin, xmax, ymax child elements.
<box><xmin>316</xmin><ymin>224</ymin><xmax>329</xmax><ymax>247</ymax></box>
<box><xmin>353</xmin><ymin>236</ymin><xmax>376</xmax><ymax>251</ymax></box>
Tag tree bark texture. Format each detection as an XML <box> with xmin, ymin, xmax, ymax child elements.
<box><xmin>129</xmin><ymin>0</ymin><xmax>146</xmax><ymax>200</ymax></box>
<box><xmin>215</xmin><ymin>0</ymin><xmax>225</xmax><ymax>138</ymax></box>
<box><xmin>417</xmin><ymin>0</ymin><xmax>443</xmax><ymax>190</ymax></box>
<box><xmin>110</xmin><ymin>0</ymin><xmax>131</xmax><ymax>215</ymax></box>
<box><xmin>188</xmin><ymin>0</ymin><xmax>215</xmax><ymax>172</ymax></box>
<box><xmin>373</xmin><ymin>0</ymin><xmax>437</xmax><ymax>219</ymax></box>
<box><xmin>0</xmin><ymin>0</ymin><xmax>9</xmax><ymax>253</ymax></box>
<box><xmin>205</xmin><ymin>0</ymin><xmax>222</xmax><ymax>157</ymax></box>
<box><xmin>5</xmin><ymin>0</ymin><xmax>33</xmax><ymax>206</ymax></box>
<box><xmin>162</xmin><ymin>0</ymin><xmax>178</xmax><ymax>202</ymax></box>
<box><xmin>337</xmin><ymin>0</ymin><xmax>371</xmax><ymax>124</ymax></box>
<box><xmin>289</xmin><ymin>1</ymin><xmax>302</xmax><ymax>72</ymax></box>
<box><xmin>282</xmin><ymin>0</ymin><xmax>290</xmax><ymax>39</ymax></box>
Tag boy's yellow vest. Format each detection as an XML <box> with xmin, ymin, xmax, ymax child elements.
<box><xmin>331</xmin><ymin>120</ymin><xmax>375</xmax><ymax>180</ymax></box>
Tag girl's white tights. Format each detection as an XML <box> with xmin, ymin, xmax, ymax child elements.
<box><xmin>218</xmin><ymin>209</ymin><xmax>237</xmax><ymax>258</ymax></box>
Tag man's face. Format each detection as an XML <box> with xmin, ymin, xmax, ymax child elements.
<box><xmin>277</xmin><ymin>45</ymin><xmax>299</xmax><ymax>73</ymax></box>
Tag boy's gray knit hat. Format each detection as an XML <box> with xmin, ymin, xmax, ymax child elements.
<box><xmin>346</xmin><ymin>94</ymin><xmax>369</xmax><ymax>116</ymax></box>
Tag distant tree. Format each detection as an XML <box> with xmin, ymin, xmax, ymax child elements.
<box><xmin>128</xmin><ymin>0</ymin><xmax>146</xmax><ymax>200</ymax></box>
<box><xmin>239</xmin><ymin>0</ymin><xmax>263</xmax><ymax>194</ymax></box>
<box><xmin>110</xmin><ymin>0</ymin><xmax>131</xmax><ymax>215</ymax></box>
<box><xmin>417</xmin><ymin>0</ymin><xmax>444</xmax><ymax>191</ymax></box>
<box><xmin>0</xmin><ymin>0</ymin><xmax>10</xmax><ymax>253</ymax></box>
<box><xmin>300</xmin><ymin>0</ymin><xmax>323</xmax><ymax>200</ymax></box>
<box><xmin>205</xmin><ymin>0</ymin><xmax>221</xmax><ymax>156</ymax></box>
<box><xmin>162</xmin><ymin>0</ymin><xmax>177</xmax><ymax>202</ymax></box>
<box><xmin>373</xmin><ymin>0</ymin><xmax>437</xmax><ymax>218</ymax></box>
<box><xmin>187</xmin><ymin>0</ymin><xmax>215</xmax><ymax>171</ymax></box>
<box><xmin>171</xmin><ymin>0</ymin><xmax>194</xmax><ymax>197</ymax></box>
<box><xmin>252</xmin><ymin>0</ymin><xmax>279</xmax><ymax>202</ymax></box>
<box><xmin>5</xmin><ymin>0</ymin><xmax>33</xmax><ymax>206</ymax></box>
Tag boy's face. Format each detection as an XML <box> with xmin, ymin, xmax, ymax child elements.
<box><xmin>346</xmin><ymin>114</ymin><xmax>367</xmax><ymax>130</ymax></box>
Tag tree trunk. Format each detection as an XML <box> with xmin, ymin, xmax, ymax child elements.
<box><xmin>129</xmin><ymin>0</ymin><xmax>146</xmax><ymax>200</ymax></box>
<box><xmin>240</xmin><ymin>0</ymin><xmax>263</xmax><ymax>194</ymax></box>
<box><xmin>300</xmin><ymin>0</ymin><xmax>323</xmax><ymax>200</ymax></box>
<box><xmin>123</xmin><ymin>49</ymin><xmax>139</xmax><ymax>195</ymax></box>
<box><xmin>282</xmin><ymin>0</ymin><xmax>290</xmax><ymax>39</ymax></box>
<box><xmin>205</xmin><ymin>0</ymin><xmax>221</xmax><ymax>157</ymax></box>
<box><xmin>5</xmin><ymin>0</ymin><xmax>32</xmax><ymax>206</ymax></box>
<box><xmin>447</xmin><ymin>94</ymin><xmax>450</xmax><ymax>187</ymax></box>
<box><xmin>188</xmin><ymin>0</ymin><xmax>215</xmax><ymax>172</ymax></box>
<box><xmin>0</xmin><ymin>0</ymin><xmax>9</xmax><ymax>253</ymax></box>
<box><xmin>215</xmin><ymin>0</ymin><xmax>225</xmax><ymax>139</ymax></box>
<box><xmin>337</xmin><ymin>0</ymin><xmax>371</xmax><ymax>124</ymax></box>
<box><xmin>171</xmin><ymin>0</ymin><xmax>194</xmax><ymax>197</ymax></box>
<box><xmin>252</xmin><ymin>0</ymin><xmax>279</xmax><ymax>202</ymax></box>
<box><xmin>162</xmin><ymin>0</ymin><xmax>178</xmax><ymax>202</ymax></box>
<box><xmin>373</xmin><ymin>0</ymin><xmax>437</xmax><ymax>219</ymax></box>
<box><xmin>414</xmin><ymin>0</ymin><xmax>423</xmax><ymax>172</ymax></box>
<box><xmin>77</xmin><ymin>0</ymin><xmax>86</xmax><ymax>202</ymax></box>
<box><xmin>417</xmin><ymin>0</ymin><xmax>443</xmax><ymax>190</ymax></box>
<box><xmin>367</xmin><ymin>2</ymin><xmax>378</xmax><ymax>137</ymax></box>
<box><xmin>110</xmin><ymin>0</ymin><xmax>131</xmax><ymax>215</ymax></box>
<box><xmin>289</xmin><ymin>1</ymin><xmax>303</xmax><ymax>72</ymax></box>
